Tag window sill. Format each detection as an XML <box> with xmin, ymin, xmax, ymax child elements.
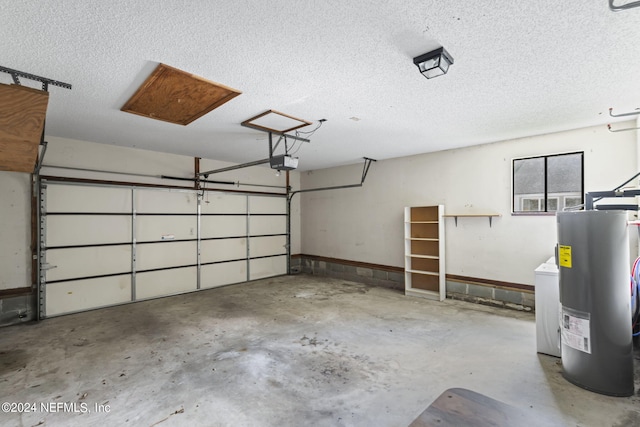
<box><xmin>511</xmin><ymin>212</ymin><xmax>557</xmax><ymax>216</ymax></box>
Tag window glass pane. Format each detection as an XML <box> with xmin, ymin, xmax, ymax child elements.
<box><xmin>514</xmin><ymin>157</ymin><xmax>544</xmax><ymax>212</ymax></box>
<box><xmin>547</xmin><ymin>153</ymin><xmax>582</xmax><ymax>192</ymax></box>
<box><xmin>565</xmin><ymin>196</ymin><xmax>583</xmax><ymax>209</ymax></box>
<box><xmin>521</xmin><ymin>198</ymin><xmax>540</xmax><ymax>211</ymax></box>
<box><xmin>547</xmin><ymin>153</ymin><xmax>582</xmax><ymax>211</ymax></box>
<box><xmin>512</xmin><ymin>152</ymin><xmax>583</xmax><ymax>213</ymax></box>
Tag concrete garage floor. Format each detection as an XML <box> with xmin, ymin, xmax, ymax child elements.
<box><xmin>1</xmin><ymin>275</ymin><xmax>639</xmax><ymax>427</ymax></box>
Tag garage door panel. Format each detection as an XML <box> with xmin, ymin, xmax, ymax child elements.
<box><xmin>136</xmin><ymin>267</ymin><xmax>197</xmax><ymax>299</ymax></box>
<box><xmin>43</xmin><ymin>183</ymin><xmax>288</xmax><ymax>317</ymax></box>
<box><xmin>201</xmin><ymin>216</ymin><xmax>246</xmax><ymax>238</ymax></box>
<box><xmin>250</xmin><ymin>256</ymin><xmax>286</xmax><ymax>280</ymax></box>
<box><xmin>46</xmin><ymin>276</ymin><xmax>131</xmax><ymax>316</ymax></box>
<box><xmin>47</xmin><ymin>215</ymin><xmax>131</xmax><ymax>247</ymax></box>
<box><xmin>201</xmin><ymin>238</ymin><xmax>246</xmax><ymax>263</ymax></box>
<box><xmin>201</xmin><ymin>193</ymin><xmax>246</xmax><ymax>214</ymax></box>
<box><xmin>137</xmin><ymin>216</ymin><xmax>197</xmax><ymax>242</ymax></box>
<box><xmin>136</xmin><ymin>241</ymin><xmax>197</xmax><ymax>270</ymax></box>
<box><xmin>248</xmin><ymin>196</ymin><xmax>286</xmax><ymax>214</ymax></box>
<box><xmin>250</xmin><ymin>216</ymin><xmax>286</xmax><ymax>235</ymax></box>
<box><xmin>47</xmin><ymin>246</ymin><xmax>131</xmax><ymax>281</ymax></box>
<box><xmin>201</xmin><ymin>261</ymin><xmax>247</xmax><ymax>289</ymax></box>
<box><xmin>250</xmin><ymin>236</ymin><xmax>287</xmax><ymax>258</ymax></box>
<box><xmin>47</xmin><ymin>185</ymin><xmax>131</xmax><ymax>213</ymax></box>
<box><xmin>136</xmin><ymin>189</ymin><xmax>197</xmax><ymax>213</ymax></box>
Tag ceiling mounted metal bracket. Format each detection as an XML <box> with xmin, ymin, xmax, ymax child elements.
<box><xmin>609</xmin><ymin>107</ymin><xmax>640</xmax><ymax>118</ymax></box>
<box><xmin>288</xmin><ymin>157</ymin><xmax>377</xmax><ymax>199</ymax></box>
<box><xmin>608</xmin><ymin>107</ymin><xmax>640</xmax><ymax>132</ymax></box>
<box><xmin>360</xmin><ymin>157</ymin><xmax>376</xmax><ymax>184</ymax></box>
<box><xmin>34</xmin><ymin>141</ymin><xmax>49</xmax><ymax>175</ymax></box>
<box><xmin>281</xmin><ymin>133</ymin><xmax>310</xmax><ymax>143</ymax></box>
<box><xmin>0</xmin><ymin>65</ymin><xmax>72</xmax><ymax>91</ymax></box>
<box><xmin>609</xmin><ymin>0</ymin><xmax>640</xmax><ymax>11</ymax></box>
<box><xmin>268</xmin><ymin>132</ymin><xmax>307</xmax><ymax>155</ymax></box>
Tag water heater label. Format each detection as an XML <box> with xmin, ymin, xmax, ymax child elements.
<box><xmin>561</xmin><ymin>306</ymin><xmax>591</xmax><ymax>354</ymax></box>
<box><xmin>558</xmin><ymin>245</ymin><xmax>572</xmax><ymax>268</ymax></box>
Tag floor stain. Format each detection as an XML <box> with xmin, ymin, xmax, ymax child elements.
<box><xmin>0</xmin><ymin>349</ymin><xmax>27</xmax><ymax>374</ymax></box>
<box><xmin>0</xmin><ymin>275</ymin><xmax>636</xmax><ymax>426</ymax></box>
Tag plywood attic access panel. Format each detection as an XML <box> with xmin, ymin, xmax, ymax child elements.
<box><xmin>121</xmin><ymin>63</ymin><xmax>242</xmax><ymax>125</ymax></box>
<box><xmin>0</xmin><ymin>83</ymin><xmax>49</xmax><ymax>173</ymax></box>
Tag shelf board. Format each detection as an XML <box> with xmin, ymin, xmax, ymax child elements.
<box><xmin>443</xmin><ymin>213</ymin><xmax>501</xmax><ymax>227</ymax></box>
<box><xmin>443</xmin><ymin>213</ymin><xmax>501</xmax><ymax>217</ymax></box>
<box><xmin>406</xmin><ymin>254</ymin><xmax>439</xmax><ymax>259</ymax></box>
<box><xmin>406</xmin><ymin>269</ymin><xmax>439</xmax><ymax>276</ymax></box>
<box><xmin>407</xmin><ymin>237</ymin><xmax>438</xmax><ymax>241</ymax></box>
<box><xmin>405</xmin><ymin>221</ymin><xmax>439</xmax><ymax>224</ymax></box>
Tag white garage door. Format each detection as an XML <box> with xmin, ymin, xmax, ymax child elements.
<box><xmin>40</xmin><ymin>181</ymin><xmax>287</xmax><ymax>317</ymax></box>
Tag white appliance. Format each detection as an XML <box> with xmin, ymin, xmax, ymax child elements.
<box><xmin>534</xmin><ymin>257</ymin><xmax>560</xmax><ymax>357</ymax></box>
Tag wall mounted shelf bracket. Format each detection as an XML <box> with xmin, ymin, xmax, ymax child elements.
<box><xmin>443</xmin><ymin>213</ymin><xmax>501</xmax><ymax>227</ymax></box>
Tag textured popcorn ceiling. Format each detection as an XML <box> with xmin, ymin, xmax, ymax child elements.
<box><xmin>1</xmin><ymin>1</ymin><xmax>640</xmax><ymax>171</ymax></box>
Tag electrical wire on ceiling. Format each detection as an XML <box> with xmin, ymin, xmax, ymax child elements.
<box><xmin>285</xmin><ymin>136</ymin><xmax>300</xmax><ymax>156</ymax></box>
<box><xmin>290</xmin><ymin>119</ymin><xmax>325</xmax><ymax>156</ymax></box>
<box><xmin>295</xmin><ymin>119</ymin><xmax>324</xmax><ymax>136</ymax></box>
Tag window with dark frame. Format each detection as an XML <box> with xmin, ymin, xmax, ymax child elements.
<box><xmin>512</xmin><ymin>152</ymin><xmax>584</xmax><ymax>213</ymax></box>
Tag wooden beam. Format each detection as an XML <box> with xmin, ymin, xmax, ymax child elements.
<box><xmin>0</xmin><ymin>84</ymin><xmax>49</xmax><ymax>173</ymax></box>
<box><xmin>0</xmin><ymin>287</ymin><xmax>32</xmax><ymax>298</ymax></box>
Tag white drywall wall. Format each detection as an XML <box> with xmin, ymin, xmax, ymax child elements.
<box><xmin>300</xmin><ymin>124</ymin><xmax>638</xmax><ymax>285</ymax></box>
<box><xmin>0</xmin><ymin>136</ymin><xmax>301</xmax><ymax>290</ymax></box>
<box><xmin>0</xmin><ymin>172</ymin><xmax>31</xmax><ymax>290</ymax></box>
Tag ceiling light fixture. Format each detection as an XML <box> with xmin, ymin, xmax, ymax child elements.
<box><xmin>413</xmin><ymin>47</ymin><xmax>454</xmax><ymax>79</ymax></box>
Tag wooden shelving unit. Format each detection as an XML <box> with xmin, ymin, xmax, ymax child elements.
<box><xmin>404</xmin><ymin>205</ymin><xmax>445</xmax><ymax>301</ymax></box>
